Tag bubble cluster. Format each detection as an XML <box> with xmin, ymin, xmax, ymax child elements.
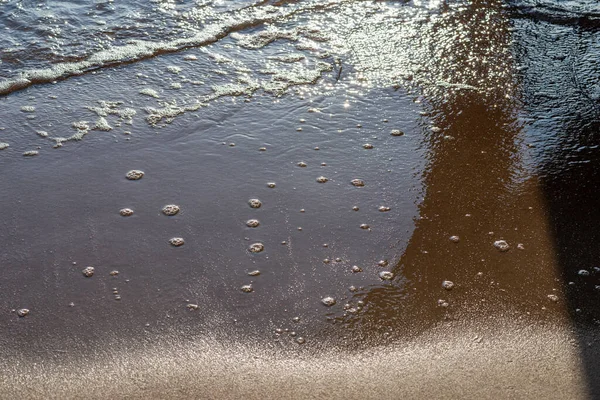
<box><xmin>316</xmin><ymin>176</ymin><xmax>328</xmax><ymax>183</ymax></box>
<box><xmin>169</xmin><ymin>237</ymin><xmax>185</xmax><ymax>247</ymax></box>
<box><xmin>162</xmin><ymin>204</ymin><xmax>180</xmax><ymax>216</ymax></box>
<box><xmin>23</xmin><ymin>150</ymin><xmax>39</xmax><ymax>157</ymax></box>
<box><xmin>547</xmin><ymin>294</ymin><xmax>559</xmax><ymax>302</ymax></box>
<box><xmin>119</xmin><ymin>208</ymin><xmax>134</xmax><ymax>217</ymax></box>
<box><xmin>352</xmin><ymin>266</ymin><xmax>363</xmax><ymax>273</ymax></box>
<box><xmin>82</xmin><ymin>266</ymin><xmax>95</xmax><ymax>277</ymax></box>
<box><xmin>351</xmin><ymin>179</ymin><xmax>365</xmax><ymax>187</ymax></box>
<box><xmin>249</xmin><ymin>243</ymin><xmax>264</xmax><ymax>253</ymax></box>
<box><xmin>126</xmin><ymin>170</ymin><xmax>144</xmax><ymax>180</ymax></box>
<box><xmin>248</xmin><ymin>199</ymin><xmax>262</xmax><ymax>208</ymax></box>
<box><xmin>0</xmin><ymin>143</ymin><xmax>9</xmax><ymax>150</ymax></box>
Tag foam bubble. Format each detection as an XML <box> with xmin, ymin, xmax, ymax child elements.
<box><xmin>23</xmin><ymin>150</ymin><xmax>39</xmax><ymax>157</ymax></box>
<box><xmin>493</xmin><ymin>240</ymin><xmax>510</xmax><ymax>252</ymax></box>
<box><xmin>379</xmin><ymin>271</ymin><xmax>394</xmax><ymax>280</ymax></box>
<box><xmin>162</xmin><ymin>205</ymin><xmax>180</xmax><ymax>216</ymax></box>
<box><xmin>249</xmin><ymin>243</ymin><xmax>264</xmax><ymax>253</ymax></box>
<box><xmin>248</xmin><ymin>199</ymin><xmax>262</xmax><ymax>208</ymax></box>
<box><xmin>0</xmin><ymin>143</ymin><xmax>9</xmax><ymax>150</ymax></box>
<box><xmin>169</xmin><ymin>237</ymin><xmax>185</xmax><ymax>247</ymax></box>
<box><xmin>17</xmin><ymin>309</ymin><xmax>29</xmax><ymax>317</ymax></box>
<box><xmin>321</xmin><ymin>296</ymin><xmax>336</xmax><ymax>306</ymax></box>
<box><xmin>126</xmin><ymin>170</ymin><xmax>144</xmax><ymax>180</ymax></box>
<box><xmin>246</xmin><ymin>219</ymin><xmax>260</xmax><ymax>228</ymax></box>
<box><xmin>119</xmin><ymin>208</ymin><xmax>134</xmax><ymax>216</ymax></box>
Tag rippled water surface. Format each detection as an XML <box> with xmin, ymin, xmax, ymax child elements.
<box><xmin>1</xmin><ymin>0</ymin><xmax>600</xmax><ymax>398</ymax></box>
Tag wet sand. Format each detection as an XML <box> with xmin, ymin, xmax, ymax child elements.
<box><xmin>1</xmin><ymin>0</ymin><xmax>600</xmax><ymax>398</ymax></box>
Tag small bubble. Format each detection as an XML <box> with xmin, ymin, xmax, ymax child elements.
<box><xmin>517</xmin><ymin>243</ymin><xmax>525</xmax><ymax>250</ymax></box>
<box><xmin>296</xmin><ymin>127</ymin><xmax>303</xmax><ymax>132</ymax></box>
<box><xmin>248</xmin><ymin>270</ymin><xmax>260</xmax><ymax>276</ymax></box>
<box><xmin>109</xmin><ymin>270</ymin><xmax>119</xmax><ymax>276</ymax></box>
<box><xmin>391</xmin><ymin>129</ymin><xmax>404</xmax><ymax>136</ymax></box>
<box><xmin>229</xmin><ymin>143</ymin><xmax>235</xmax><ymax>147</ymax></box>
<box><xmin>298</xmin><ymin>162</ymin><xmax>307</xmax><ymax>167</ymax></box>
<box><xmin>357</xmin><ymin>124</ymin><xmax>363</xmax><ymax>128</ymax></box>
<box><xmin>169</xmin><ymin>237</ymin><xmax>185</xmax><ymax>247</ymax></box>
<box><xmin>281</xmin><ymin>241</ymin><xmax>287</xmax><ymax>245</ymax></box>
<box><xmin>82</xmin><ymin>266</ymin><xmax>95</xmax><ymax>277</ymax></box>
<box><xmin>296</xmin><ymin>337</ymin><xmax>305</xmax><ymax>344</ymax></box>
<box><xmin>351</xmin><ymin>179</ymin><xmax>365</xmax><ymax>187</ymax></box>
<box><xmin>578</xmin><ymin>269</ymin><xmax>590</xmax><ymax>276</ymax></box>
<box><xmin>259</xmin><ymin>147</ymin><xmax>267</xmax><ymax>151</ymax></box>
<box><xmin>352</xmin><ymin>206</ymin><xmax>359</xmax><ymax>211</ymax></box>
<box><xmin>431</xmin><ymin>126</ymin><xmax>442</xmax><ymax>133</ymax></box>
<box><xmin>442</xmin><ymin>280</ymin><xmax>454</xmax><ymax>290</ymax></box>
<box><xmin>292</xmin><ymin>317</ymin><xmax>300</xmax><ymax>322</ymax></box>
<box><xmin>493</xmin><ymin>240</ymin><xmax>510</xmax><ymax>252</ymax></box>
<box><xmin>349</xmin><ymin>286</ymin><xmax>357</xmax><ymax>292</ymax></box>
<box><xmin>379</xmin><ymin>271</ymin><xmax>394</xmax><ymax>280</ymax></box>
<box><xmin>378</xmin><ymin>206</ymin><xmax>390</xmax><ymax>212</ymax></box>
<box><xmin>335</xmin><ymin>257</ymin><xmax>342</xmax><ymax>262</ymax></box>
<box><xmin>23</xmin><ymin>150</ymin><xmax>39</xmax><ymax>157</ymax></box>
<box><xmin>321</xmin><ymin>297</ymin><xmax>336</xmax><ymax>306</ymax></box>
<box><xmin>119</xmin><ymin>208</ymin><xmax>134</xmax><ymax>217</ymax></box>
<box><xmin>314</xmin><ymin>147</ymin><xmax>320</xmax><ymax>150</ymax></box>
<box><xmin>125</xmin><ymin>170</ymin><xmax>144</xmax><ymax>180</ymax></box>
<box><xmin>246</xmin><ymin>219</ymin><xmax>260</xmax><ymax>228</ymax></box>
<box><xmin>300</xmin><ymin>119</ymin><xmax>306</xmax><ymax>123</ymax></box>
<box><xmin>449</xmin><ymin>235</ymin><xmax>460</xmax><ymax>243</ymax></box>
<box><xmin>69</xmin><ymin>302</ymin><xmax>75</xmax><ymax>307</ymax></box>
<box><xmin>249</xmin><ymin>243</ymin><xmax>264</xmax><ymax>253</ymax></box>
<box><xmin>297</xmin><ymin>227</ymin><xmax>303</xmax><ymax>231</ymax></box>
<box><xmin>162</xmin><ymin>204</ymin><xmax>180</xmax><ymax>216</ymax></box>
<box><xmin>300</xmin><ymin>209</ymin><xmax>305</xmax><ymax>213</ymax></box>
<box><xmin>187</xmin><ymin>304</ymin><xmax>199</xmax><ymax>310</ymax></box>
<box><xmin>323</xmin><ymin>258</ymin><xmax>331</xmax><ymax>264</ymax></box>
<box><xmin>352</xmin><ymin>266</ymin><xmax>362</xmax><ymax>273</ymax></box>
<box><xmin>267</xmin><ymin>182</ymin><xmax>276</xmax><ymax>188</ymax></box>
<box><xmin>363</xmin><ymin>144</ymin><xmax>373</xmax><ymax>149</ymax></box>
<box><xmin>321</xmin><ymin>163</ymin><xmax>327</xmax><ymax>166</ymax></box>
<box><xmin>241</xmin><ymin>284</ymin><xmax>254</xmax><ymax>293</ymax></box>
<box><xmin>17</xmin><ymin>309</ymin><xmax>29</xmax><ymax>317</ymax></box>
<box><xmin>438</xmin><ymin>299</ymin><xmax>449</xmax><ymax>307</ymax></box>
<box><xmin>114</xmin><ymin>295</ymin><xmax>122</xmax><ymax>301</ymax></box>
<box><xmin>378</xmin><ymin>260</ymin><xmax>388</xmax><ymax>267</ymax></box>
<box><xmin>360</xmin><ymin>224</ymin><xmax>370</xmax><ymax>230</ymax></box>
<box><xmin>316</xmin><ymin>176</ymin><xmax>328</xmax><ymax>183</ymax></box>
<box><xmin>248</xmin><ymin>199</ymin><xmax>262</xmax><ymax>208</ymax></box>
<box><xmin>290</xmin><ymin>331</ymin><xmax>297</xmax><ymax>337</ymax></box>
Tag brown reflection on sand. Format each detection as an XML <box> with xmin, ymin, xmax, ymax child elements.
<box><xmin>342</xmin><ymin>0</ymin><xmax>570</xmax><ymax>343</ymax></box>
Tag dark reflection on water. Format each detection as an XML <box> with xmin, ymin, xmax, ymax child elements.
<box><xmin>514</xmin><ymin>2</ymin><xmax>600</xmax><ymax>395</ymax></box>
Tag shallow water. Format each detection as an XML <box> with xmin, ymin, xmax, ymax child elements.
<box><xmin>1</xmin><ymin>0</ymin><xmax>600</xmax><ymax>398</ymax></box>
